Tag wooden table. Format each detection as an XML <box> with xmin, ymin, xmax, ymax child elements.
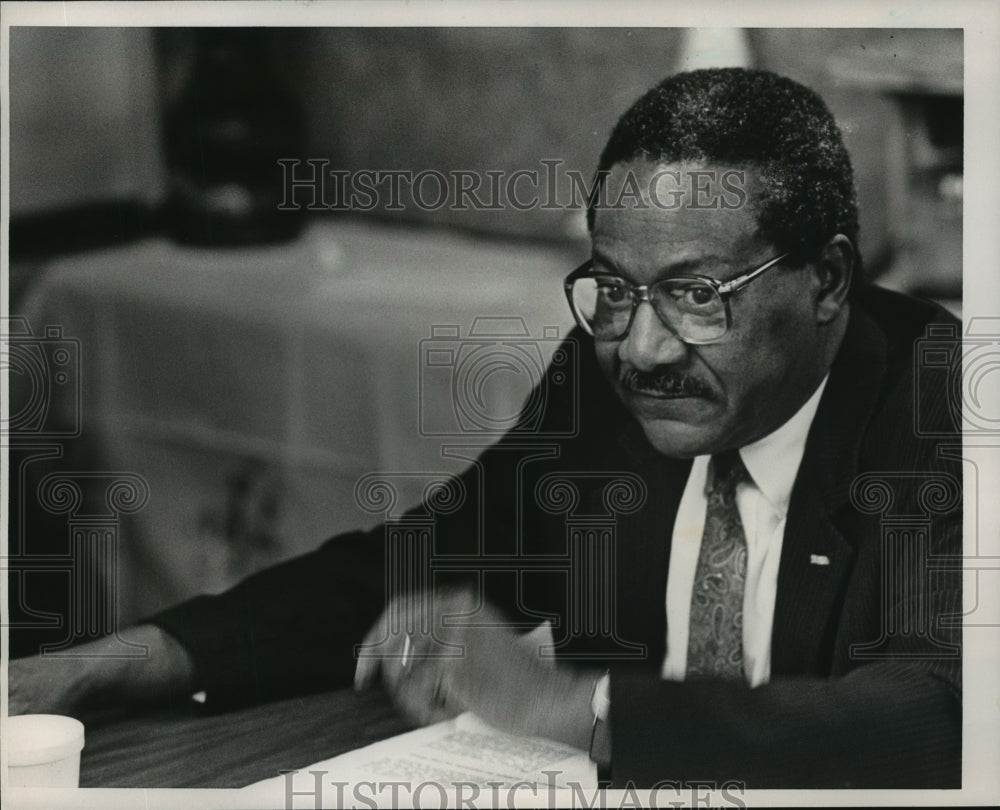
<box><xmin>78</xmin><ymin>687</ymin><xmax>413</xmax><ymax>788</ymax></box>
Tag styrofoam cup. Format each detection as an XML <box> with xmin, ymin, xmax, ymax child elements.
<box><xmin>6</xmin><ymin>714</ymin><xmax>85</xmax><ymax>787</ymax></box>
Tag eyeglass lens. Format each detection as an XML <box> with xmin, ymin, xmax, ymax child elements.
<box><xmin>570</xmin><ymin>276</ymin><xmax>728</xmax><ymax>342</ymax></box>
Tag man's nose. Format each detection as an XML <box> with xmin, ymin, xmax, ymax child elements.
<box><xmin>618</xmin><ymin>301</ymin><xmax>688</xmax><ymax>371</ymax></box>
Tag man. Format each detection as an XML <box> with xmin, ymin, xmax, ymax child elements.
<box><xmin>10</xmin><ymin>68</ymin><xmax>961</xmax><ymax>788</ymax></box>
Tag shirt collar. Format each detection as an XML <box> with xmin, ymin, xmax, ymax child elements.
<box><xmin>737</xmin><ymin>376</ymin><xmax>829</xmax><ymax>516</ymax></box>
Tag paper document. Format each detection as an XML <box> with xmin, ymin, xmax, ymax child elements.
<box><xmin>242</xmin><ymin>712</ymin><xmax>597</xmax><ymax>806</ymax></box>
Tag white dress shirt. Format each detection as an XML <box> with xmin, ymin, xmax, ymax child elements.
<box><xmin>661</xmin><ymin>377</ymin><xmax>828</xmax><ymax>687</ymax></box>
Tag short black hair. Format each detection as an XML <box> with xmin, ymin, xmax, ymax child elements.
<box><xmin>588</xmin><ymin>68</ymin><xmax>862</xmax><ymax>280</ymax></box>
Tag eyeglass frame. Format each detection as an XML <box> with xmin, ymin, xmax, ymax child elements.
<box><xmin>563</xmin><ymin>251</ymin><xmax>791</xmax><ymax>345</ymax></box>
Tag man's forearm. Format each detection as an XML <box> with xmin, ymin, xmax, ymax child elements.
<box><xmin>93</xmin><ymin>624</ymin><xmax>196</xmax><ymax>706</ymax></box>
<box><xmin>9</xmin><ymin>624</ymin><xmax>196</xmax><ymax>717</ymax></box>
<box><xmin>609</xmin><ymin>664</ymin><xmax>960</xmax><ymax>788</ymax></box>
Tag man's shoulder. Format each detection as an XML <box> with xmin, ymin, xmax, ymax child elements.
<box><xmin>847</xmin><ymin>283</ymin><xmax>962</xmax><ymax>462</ymax></box>
<box><xmin>854</xmin><ymin>283</ymin><xmax>959</xmax><ymax>396</ymax></box>
<box><xmin>854</xmin><ymin>282</ymin><xmax>959</xmax><ymax>357</ymax></box>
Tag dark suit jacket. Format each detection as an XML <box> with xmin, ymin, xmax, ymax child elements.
<box><xmin>153</xmin><ymin>283</ymin><xmax>962</xmax><ymax>788</ymax></box>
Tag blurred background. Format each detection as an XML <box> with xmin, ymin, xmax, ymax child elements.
<box><xmin>6</xmin><ymin>28</ymin><xmax>962</xmax><ymax>657</ymax></box>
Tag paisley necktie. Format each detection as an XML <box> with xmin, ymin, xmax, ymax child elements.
<box><xmin>686</xmin><ymin>450</ymin><xmax>749</xmax><ymax>681</ymax></box>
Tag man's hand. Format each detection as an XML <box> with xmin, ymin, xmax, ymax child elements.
<box><xmin>353</xmin><ymin>587</ymin><xmax>467</xmax><ymax>728</ymax></box>
<box><xmin>354</xmin><ymin>588</ymin><xmax>598</xmax><ymax>751</ymax></box>
<box><xmin>9</xmin><ymin>651</ymin><xmax>95</xmax><ymax>716</ymax></box>
<box><xmin>8</xmin><ymin>625</ymin><xmax>195</xmax><ymax>718</ymax></box>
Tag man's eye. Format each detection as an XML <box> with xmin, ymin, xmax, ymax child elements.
<box><xmin>671</xmin><ymin>284</ymin><xmax>716</xmax><ymax>308</ymax></box>
<box><xmin>597</xmin><ymin>282</ymin><xmax>629</xmax><ymax>303</ymax></box>
<box><xmin>688</xmin><ymin>286</ymin><xmax>715</xmax><ymax>306</ymax></box>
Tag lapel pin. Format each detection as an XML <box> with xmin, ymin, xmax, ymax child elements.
<box><xmin>810</xmin><ymin>554</ymin><xmax>831</xmax><ymax>566</ymax></box>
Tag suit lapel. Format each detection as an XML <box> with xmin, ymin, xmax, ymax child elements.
<box><xmin>770</xmin><ymin>479</ymin><xmax>855</xmax><ymax>675</ymax></box>
<box><xmin>609</xmin><ymin>421</ymin><xmax>692</xmax><ymax>666</ymax></box>
<box><xmin>770</xmin><ymin>303</ymin><xmax>888</xmax><ymax>676</ymax></box>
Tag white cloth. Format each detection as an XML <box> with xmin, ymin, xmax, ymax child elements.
<box><xmin>21</xmin><ymin>220</ymin><xmax>574</xmax><ymax>623</ymax></box>
<box><xmin>661</xmin><ymin>377</ymin><xmax>829</xmax><ymax>687</ymax></box>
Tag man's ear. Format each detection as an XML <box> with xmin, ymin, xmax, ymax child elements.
<box><xmin>812</xmin><ymin>234</ymin><xmax>853</xmax><ymax>324</ymax></box>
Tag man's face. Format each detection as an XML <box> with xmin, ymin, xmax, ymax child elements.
<box><xmin>591</xmin><ymin>160</ymin><xmax>828</xmax><ymax>458</ymax></box>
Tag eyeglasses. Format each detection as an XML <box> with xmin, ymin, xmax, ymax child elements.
<box><xmin>563</xmin><ymin>252</ymin><xmax>789</xmax><ymax>345</ymax></box>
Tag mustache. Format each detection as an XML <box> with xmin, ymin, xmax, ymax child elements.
<box><xmin>620</xmin><ymin>368</ymin><xmax>714</xmax><ymax>399</ymax></box>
